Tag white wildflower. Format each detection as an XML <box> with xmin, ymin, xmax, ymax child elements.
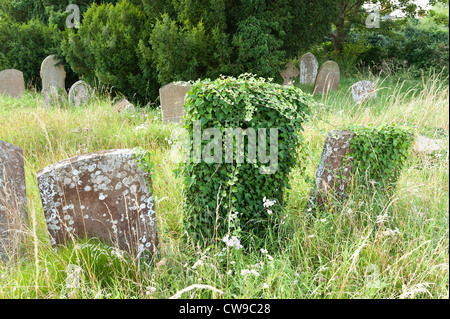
<box><xmin>261</xmin><ymin>248</ymin><xmax>268</xmax><ymax>254</ymax></box>
<box><xmin>263</xmin><ymin>197</ymin><xmax>276</xmax><ymax>208</ymax></box>
<box><xmin>223</xmin><ymin>235</ymin><xmax>243</xmax><ymax>250</ymax></box>
<box><xmin>262</xmin><ymin>283</ymin><xmax>269</xmax><ymax>289</ymax></box>
<box><xmin>376</xmin><ymin>213</ymin><xmax>390</xmax><ymax>224</ymax></box>
<box><xmin>192</xmin><ymin>259</ymin><xmax>203</xmax><ymax>269</ymax></box>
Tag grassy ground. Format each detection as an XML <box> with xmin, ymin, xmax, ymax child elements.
<box><xmin>0</xmin><ymin>70</ymin><xmax>448</xmax><ymax>299</ymax></box>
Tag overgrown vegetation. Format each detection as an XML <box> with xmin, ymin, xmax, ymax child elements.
<box><xmin>346</xmin><ymin>123</ymin><xmax>416</xmax><ymax>185</ymax></box>
<box><xmin>0</xmin><ymin>71</ymin><xmax>448</xmax><ymax>299</ymax></box>
<box><xmin>181</xmin><ymin>75</ymin><xmax>312</xmax><ymax>242</ymax></box>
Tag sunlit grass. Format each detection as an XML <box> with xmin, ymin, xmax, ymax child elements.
<box><xmin>0</xmin><ymin>71</ymin><xmax>448</xmax><ymax>299</ymax></box>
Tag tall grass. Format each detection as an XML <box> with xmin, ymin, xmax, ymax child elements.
<box><xmin>0</xmin><ymin>72</ymin><xmax>448</xmax><ymax>299</ymax></box>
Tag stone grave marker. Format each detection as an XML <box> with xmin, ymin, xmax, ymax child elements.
<box><xmin>113</xmin><ymin>98</ymin><xmax>135</xmax><ymax>113</ymax></box>
<box><xmin>160</xmin><ymin>82</ymin><xmax>192</xmax><ymax>124</ymax></box>
<box><xmin>0</xmin><ymin>141</ymin><xmax>28</xmax><ymax>260</ymax></box>
<box><xmin>309</xmin><ymin>130</ymin><xmax>354</xmax><ymax>209</ymax></box>
<box><xmin>313</xmin><ymin>61</ymin><xmax>340</xmax><ymax>94</ymax></box>
<box><xmin>351</xmin><ymin>80</ymin><xmax>377</xmax><ymax>103</ymax></box>
<box><xmin>69</xmin><ymin>80</ymin><xmax>93</xmax><ymax>107</ymax></box>
<box><xmin>40</xmin><ymin>55</ymin><xmax>66</xmax><ymax>92</ymax></box>
<box><xmin>299</xmin><ymin>53</ymin><xmax>319</xmax><ymax>85</ymax></box>
<box><xmin>0</xmin><ymin>69</ymin><xmax>25</xmax><ymax>98</ymax></box>
<box><xmin>414</xmin><ymin>135</ymin><xmax>446</xmax><ymax>154</ymax></box>
<box><xmin>280</xmin><ymin>61</ymin><xmax>299</xmax><ymax>86</ymax></box>
<box><xmin>36</xmin><ymin>149</ymin><xmax>158</xmax><ymax>257</ymax></box>
<box><xmin>42</xmin><ymin>81</ymin><xmax>66</xmax><ymax>107</ymax></box>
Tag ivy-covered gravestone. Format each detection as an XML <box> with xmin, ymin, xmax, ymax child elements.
<box><xmin>181</xmin><ymin>75</ymin><xmax>314</xmax><ymax>242</ymax></box>
<box><xmin>310</xmin><ymin>124</ymin><xmax>415</xmax><ymax>210</ymax></box>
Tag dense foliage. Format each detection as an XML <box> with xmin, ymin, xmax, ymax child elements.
<box><xmin>181</xmin><ymin>74</ymin><xmax>313</xmax><ymax>242</ymax></box>
<box><xmin>346</xmin><ymin>123</ymin><xmax>415</xmax><ymax>186</ymax></box>
<box><xmin>0</xmin><ymin>17</ymin><xmax>61</xmax><ymax>89</ymax></box>
<box><xmin>1</xmin><ymin>0</ymin><xmax>337</xmax><ymax>103</ymax></box>
<box><xmin>61</xmin><ymin>1</ymin><xmax>158</xmax><ymax>103</ymax></box>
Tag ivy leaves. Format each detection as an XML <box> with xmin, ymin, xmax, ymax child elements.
<box><xmin>182</xmin><ymin>74</ymin><xmax>313</xmax><ymax>242</ymax></box>
<box><xmin>345</xmin><ymin>123</ymin><xmax>415</xmax><ymax>186</ymax></box>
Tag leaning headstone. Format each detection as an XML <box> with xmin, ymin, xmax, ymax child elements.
<box><xmin>299</xmin><ymin>53</ymin><xmax>319</xmax><ymax>85</ymax></box>
<box><xmin>280</xmin><ymin>61</ymin><xmax>300</xmax><ymax>86</ymax></box>
<box><xmin>0</xmin><ymin>69</ymin><xmax>25</xmax><ymax>98</ymax></box>
<box><xmin>0</xmin><ymin>141</ymin><xmax>28</xmax><ymax>261</ymax></box>
<box><xmin>313</xmin><ymin>61</ymin><xmax>340</xmax><ymax>94</ymax></box>
<box><xmin>160</xmin><ymin>82</ymin><xmax>192</xmax><ymax>124</ymax></box>
<box><xmin>113</xmin><ymin>98</ymin><xmax>135</xmax><ymax>113</ymax></box>
<box><xmin>69</xmin><ymin>80</ymin><xmax>93</xmax><ymax>107</ymax></box>
<box><xmin>40</xmin><ymin>55</ymin><xmax>66</xmax><ymax>92</ymax></box>
<box><xmin>36</xmin><ymin>149</ymin><xmax>158</xmax><ymax>257</ymax></box>
<box><xmin>309</xmin><ymin>130</ymin><xmax>354</xmax><ymax>209</ymax></box>
<box><xmin>351</xmin><ymin>80</ymin><xmax>377</xmax><ymax>103</ymax></box>
<box><xmin>414</xmin><ymin>135</ymin><xmax>446</xmax><ymax>154</ymax></box>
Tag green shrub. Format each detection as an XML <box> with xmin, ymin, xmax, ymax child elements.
<box><xmin>345</xmin><ymin>123</ymin><xmax>415</xmax><ymax>186</ymax></box>
<box><xmin>61</xmin><ymin>0</ymin><xmax>158</xmax><ymax>104</ymax></box>
<box><xmin>181</xmin><ymin>74</ymin><xmax>313</xmax><ymax>243</ymax></box>
<box><xmin>0</xmin><ymin>17</ymin><xmax>61</xmax><ymax>89</ymax></box>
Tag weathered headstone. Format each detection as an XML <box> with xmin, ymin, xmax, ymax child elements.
<box><xmin>42</xmin><ymin>81</ymin><xmax>66</xmax><ymax>107</ymax></box>
<box><xmin>0</xmin><ymin>69</ymin><xmax>25</xmax><ymax>98</ymax></box>
<box><xmin>36</xmin><ymin>149</ymin><xmax>158</xmax><ymax>257</ymax></box>
<box><xmin>280</xmin><ymin>61</ymin><xmax>300</xmax><ymax>86</ymax></box>
<box><xmin>309</xmin><ymin>130</ymin><xmax>354</xmax><ymax>209</ymax></box>
<box><xmin>351</xmin><ymin>80</ymin><xmax>377</xmax><ymax>103</ymax></box>
<box><xmin>299</xmin><ymin>53</ymin><xmax>319</xmax><ymax>85</ymax></box>
<box><xmin>414</xmin><ymin>135</ymin><xmax>446</xmax><ymax>154</ymax></box>
<box><xmin>113</xmin><ymin>98</ymin><xmax>135</xmax><ymax>113</ymax></box>
<box><xmin>160</xmin><ymin>82</ymin><xmax>192</xmax><ymax>124</ymax></box>
<box><xmin>69</xmin><ymin>80</ymin><xmax>93</xmax><ymax>107</ymax></box>
<box><xmin>0</xmin><ymin>141</ymin><xmax>28</xmax><ymax>260</ymax></box>
<box><xmin>313</xmin><ymin>61</ymin><xmax>340</xmax><ymax>94</ymax></box>
<box><xmin>40</xmin><ymin>55</ymin><xmax>66</xmax><ymax>92</ymax></box>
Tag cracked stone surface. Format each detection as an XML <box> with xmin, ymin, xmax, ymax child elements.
<box><xmin>351</xmin><ymin>80</ymin><xmax>377</xmax><ymax>103</ymax></box>
<box><xmin>310</xmin><ymin>130</ymin><xmax>354</xmax><ymax>208</ymax></box>
<box><xmin>36</xmin><ymin>149</ymin><xmax>158</xmax><ymax>257</ymax></box>
<box><xmin>160</xmin><ymin>82</ymin><xmax>192</xmax><ymax>124</ymax></box>
<box><xmin>0</xmin><ymin>141</ymin><xmax>28</xmax><ymax>260</ymax></box>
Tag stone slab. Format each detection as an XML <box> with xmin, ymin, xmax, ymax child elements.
<box><xmin>0</xmin><ymin>69</ymin><xmax>25</xmax><ymax>98</ymax></box>
<box><xmin>313</xmin><ymin>61</ymin><xmax>340</xmax><ymax>94</ymax></box>
<box><xmin>160</xmin><ymin>82</ymin><xmax>192</xmax><ymax>124</ymax></box>
<box><xmin>299</xmin><ymin>53</ymin><xmax>319</xmax><ymax>85</ymax></box>
<box><xmin>351</xmin><ymin>80</ymin><xmax>377</xmax><ymax>103</ymax></box>
<box><xmin>36</xmin><ymin>149</ymin><xmax>158</xmax><ymax>257</ymax></box>
<box><xmin>309</xmin><ymin>130</ymin><xmax>354</xmax><ymax>208</ymax></box>
<box><xmin>0</xmin><ymin>141</ymin><xmax>28</xmax><ymax>260</ymax></box>
<box><xmin>69</xmin><ymin>80</ymin><xmax>93</xmax><ymax>107</ymax></box>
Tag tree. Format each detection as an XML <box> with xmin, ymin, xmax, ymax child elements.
<box><xmin>61</xmin><ymin>0</ymin><xmax>158</xmax><ymax>103</ymax></box>
<box><xmin>145</xmin><ymin>0</ymin><xmax>338</xmax><ymax>85</ymax></box>
<box><xmin>329</xmin><ymin>0</ymin><xmax>428</xmax><ymax>54</ymax></box>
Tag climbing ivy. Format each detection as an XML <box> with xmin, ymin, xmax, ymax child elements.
<box><xmin>181</xmin><ymin>74</ymin><xmax>314</xmax><ymax>243</ymax></box>
<box><xmin>345</xmin><ymin>123</ymin><xmax>415</xmax><ymax>186</ymax></box>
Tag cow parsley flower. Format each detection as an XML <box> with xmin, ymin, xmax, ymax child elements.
<box><xmin>223</xmin><ymin>235</ymin><xmax>243</xmax><ymax>250</ymax></box>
